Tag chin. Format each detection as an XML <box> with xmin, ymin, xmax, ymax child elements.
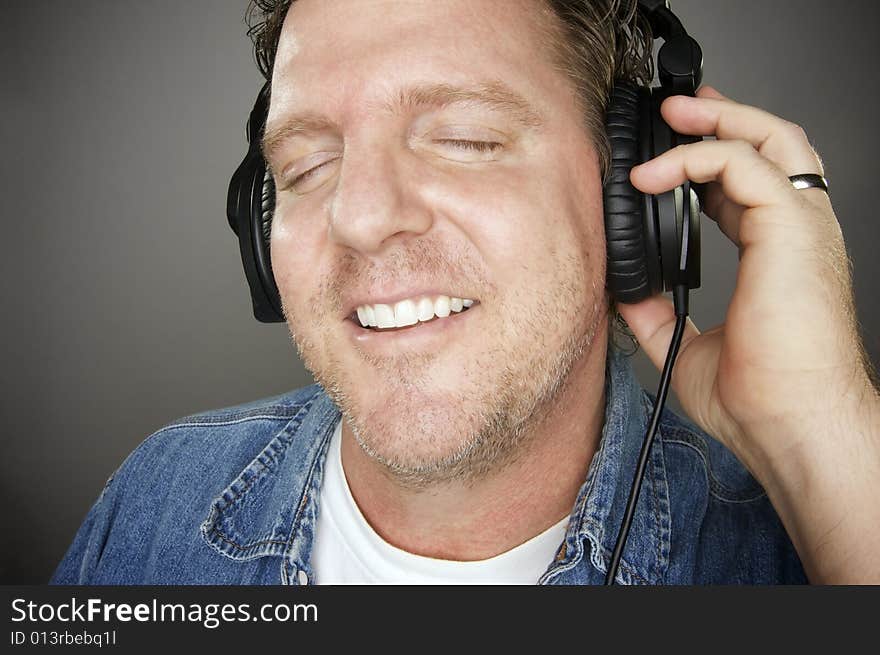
<box><xmin>349</xmin><ymin>384</ymin><xmax>478</xmax><ymax>468</ymax></box>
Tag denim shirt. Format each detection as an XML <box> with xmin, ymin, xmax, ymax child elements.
<box><xmin>51</xmin><ymin>347</ymin><xmax>807</xmax><ymax>585</ymax></box>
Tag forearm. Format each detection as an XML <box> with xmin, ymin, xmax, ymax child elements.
<box><xmin>746</xmin><ymin>383</ymin><xmax>880</xmax><ymax>584</ymax></box>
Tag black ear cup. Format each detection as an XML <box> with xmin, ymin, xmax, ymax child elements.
<box><xmin>251</xmin><ymin>164</ymin><xmax>282</xmax><ymax>319</ymax></box>
<box><xmin>226</xmin><ymin>83</ymin><xmax>285</xmax><ymax>323</ymax></box>
<box><xmin>603</xmin><ymin>82</ymin><xmax>663</xmax><ymax>304</ymax></box>
<box><xmin>603</xmin><ymin>79</ymin><xmax>702</xmax><ymax>305</ymax></box>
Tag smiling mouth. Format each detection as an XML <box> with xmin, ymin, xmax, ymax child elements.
<box><xmin>348</xmin><ymin>302</ymin><xmax>478</xmax><ymax>332</ymax></box>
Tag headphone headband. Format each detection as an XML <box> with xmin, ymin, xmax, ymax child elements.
<box><xmin>638</xmin><ymin>0</ymin><xmax>686</xmax><ymax>39</ymax></box>
<box><xmin>639</xmin><ymin>1</ymin><xmax>703</xmax><ymax>95</ymax></box>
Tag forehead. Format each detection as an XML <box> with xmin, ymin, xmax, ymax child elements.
<box><xmin>269</xmin><ymin>0</ymin><xmax>564</xmax><ymax>115</ymax></box>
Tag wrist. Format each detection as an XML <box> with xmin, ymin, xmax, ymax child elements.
<box><xmin>734</xmin><ymin>374</ymin><xmax>880</xmax><ymax>483</ymax></box>
<box><xmin>741</xmin><ymin>386</ymin><xmax>880</xmax><ymax>583</ymax></box>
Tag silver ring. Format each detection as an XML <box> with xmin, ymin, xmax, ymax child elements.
<box><xmin>789</xmin><ymin>173</ymin><xmax>829</xmax><ymax>193</ymax></box>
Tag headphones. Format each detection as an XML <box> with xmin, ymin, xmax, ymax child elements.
<box><xmin>227</xmin><ymin>0</ymin><xmax>703</xmax><ymax>321</ymax></box>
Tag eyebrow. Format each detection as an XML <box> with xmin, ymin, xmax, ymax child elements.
<box><xmin>261</xmin><ymin>80</ymin><xmax>544</xmax><ymax>162</ymax></box>
<box><xmin>383</xmin><ymin>81</ymin><xmax>545</xmax><ymax>129</ymax></box>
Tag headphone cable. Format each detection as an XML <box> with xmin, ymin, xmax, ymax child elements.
<box><xmin>604</xmin><ymin>284</ymin><xmax>689</xmax><ymax>585</ymax></box>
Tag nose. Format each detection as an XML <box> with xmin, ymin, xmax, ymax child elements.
<box><xmin>328</xmin><ymin>141</ymin><xmax>432</xmax><ymax>255</ymax></box>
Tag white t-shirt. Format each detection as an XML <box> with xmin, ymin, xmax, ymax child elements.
<box><xmin>311</xmin><ymin>419</ymin><xmax>569</xmax><ymax>584</ymax></box>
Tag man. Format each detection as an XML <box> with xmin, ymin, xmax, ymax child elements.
<box><xmin>52</xmin><ymin>0</ymin><xmax>879</xmax><ymax>584</ymax></box>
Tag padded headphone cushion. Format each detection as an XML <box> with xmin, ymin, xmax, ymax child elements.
<box><xmin>604</xmin><ymin>82</ymin><xmax>653</xmax><ymax>304</ymax></box>
<box><xmin>261</xmin><ymin>170</ymin><xmax>275</xmax><ymax>248</ymax></box>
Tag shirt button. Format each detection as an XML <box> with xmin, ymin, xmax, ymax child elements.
<box><xmin>297</xmin><ymin>569</ymin><xmax>309</xmax><ymax>586</ymax></box>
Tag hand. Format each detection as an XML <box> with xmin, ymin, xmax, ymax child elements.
<box><xmin>617</xmin><ymin>86</ymin><xmax>880</xmax><ymax>582</ymax></box>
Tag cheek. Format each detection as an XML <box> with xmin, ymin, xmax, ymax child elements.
<box><xmin>269</xmin><ymin>215</ymin><xmax>305</xmax><ymax>308</ymax></box>
<box><xmin>428</xmin><ymin>159</ymin><xmax>605</xmax><ymax>294</ymax></box>
<box><xmin>269</xmin><ymin>198</ymin><xmax>331</xmax><ymax>322</ymax></box>
<box><xmin>563</xmin><ymin>172</ymin><xmax>607</xmax><ymax>281</ymax></box>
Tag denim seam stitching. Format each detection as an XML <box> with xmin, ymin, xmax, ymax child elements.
<box><xmin>283</xmin><ymin>412</ymin><xmax>337</xmax><ymax>561</ymax></box>
<box><xmin>642</xmin><ymin>393</ymin><xmax>670</xmax><ymax>578</ymax></box>
<box><xmin>539</xmin><ymin>532</ymin><xmax>648</xmax><ymax>585</ymax></box>
<box><xmin>650</xmin><ymin>436</ymin><xmax>664</xmax><ymax>576</ymax></box>
<box><xmin>653</xmin><ymin>432</ymin><xmax>672</xmax><ymax>583</ymax></box>
<box><xmin>664</xmin><ymin>435</ymin><xmax>768</xmax><ymax>503</ymax></box>
<box><xmin>539</xmin><ymin>420</ymin><xmax>605</xmax><ymax>584</ymax></box>
<box><xmin>153</xmin><ymin>412</ymin><xmax>304</xmax><ymax>435</ymax></box>
<box><xmin>202</xmin><ymin>396</ymin><xmax>318</xmax><ymax>553</ymax></box>
<box><xmin>582</xmin><ymin>525</ymin><xmax>650</xmax><ymax>585</ymax></box>
<box><xmin>214</xmin><ymin>398</ymin><xmax>314</xmax><ymax>524</ymax></box>
<box><xmin>567</xmin><ymin>395</ymin><xmax>650</xmax><ymax>584</ymax></box>
<box><xmin>94</xmin><ymin>406</ymin><xmax>306</xmax><ymax>506</ymax></box>
<box><xmin>166</xmin><ymin>395</ymin><xmax>316</xmax><ymax>425</ymax></box>
<box><xmin>542</xmin><ymin>449</ymin><xmax>648</xmax><ymax>584</ymax></box>
<box><xmin>278</xmin><ymin>412</ymin><xmax>338</xmax><ymax>585</ymax></box>
<box><xmin>206</xmin><ymin>527</ymin><xmax>289</xmax><ymax>550</ymax></box>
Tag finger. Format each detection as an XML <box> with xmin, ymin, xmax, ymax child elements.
<box><xmin>696</xmin><ymin>85</ymin><xmax>727</xmax><ymax>100</ymax></box>
<box><xmin>659</xmin><ymin>95</ymin><xmax>823</xmax><ymax>176</ymax></box>
<box><xmin>701</xmin><ymin>181</ymin><xmax>746</xmax><ymax>246</ymax></box>
<box><xmin>630</xmin><ymin>138</ymin><xmax>793</xmax><ymax>210</ymax></box>
<box><xmin>615</xmin><ymin>295</ymin><xmax>702</xmax><ymax>380</ymax></box>
<box><xmin>619</xmin><ymin>298</ymin><xmax>735</xmax><ymax>441</ymax></box>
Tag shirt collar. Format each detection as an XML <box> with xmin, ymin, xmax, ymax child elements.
<box><xmin>545</xmin><ymin>346</ymin><xmax>671</xmax><ymax>585</ymax></box>
<box><xmin>200</xmin><ymin>345</ymin><xmax>670</xmax><ymax>585</ymax></box>
<box><xmin>199</xmin><ymin>387</ymin><xmax>340</xmax><ymax>582</ymax></box>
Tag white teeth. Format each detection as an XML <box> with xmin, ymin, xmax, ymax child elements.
<box><xmin>354</xmin><ymin>294</ymin><xmax>476</xmax><ymax>329</ymax></box>
<box><xmin>417</xmin><ymin>297</ymin><xmax>434</xmax><ymax>322</ymax></box>
<box><xmin>373</xmin><ymin>304</ymin><xmax>395</xmax><ymax>328</ymax></box>
<box><xmin>394</xmin><ymin>299</ymin><xmax>418</xmax><ymax>327</ymax></box>
<box><xmin>434</xmin><ymin>296</ymin><xmax>450</xmax><ymax>318</ymax></box>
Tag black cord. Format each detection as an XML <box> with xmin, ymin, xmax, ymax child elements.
<box><xmin>604</xmin><ymin>285</ymin><xmax>689</xmax><ymax>585</ymax></box>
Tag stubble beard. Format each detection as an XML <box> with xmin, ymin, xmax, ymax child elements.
<box><xmin>285</xmin><ymin>249</ymin><xmax>605</xmax><ymax>491</ymax></box>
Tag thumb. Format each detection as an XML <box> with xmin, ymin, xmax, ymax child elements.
<box><xmin>615</xmin><ymin>295</ymin><xmax>702</xmax><ymax>374</ymax></box>
<box><xmin>616</xmin><ymin>296</ymin><xmax>728</xmax><ymax>436</ymax></box>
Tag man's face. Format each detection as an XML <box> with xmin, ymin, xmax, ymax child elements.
<box><xmin>265</xmin><ymin>0</ymin><xmax>607</xmax><ymax>484</ymax></box>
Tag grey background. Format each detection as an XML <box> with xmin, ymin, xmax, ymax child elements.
<box><xmin>2</xmin><ymin>1</ymin><xmax>878</xmax><ymax>584</ymax></box>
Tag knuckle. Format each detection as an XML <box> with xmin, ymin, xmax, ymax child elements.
<box><xmin>730</xmin><ymin>139</ymin><xmax>755</xmax><ymax>156</ymax></box>
<box><xmin>813</xmin><ymin>149</ymin><xmax>826</xmax><ymax>175</ymax></box>
<box><xmin>673</xmin><ymin>141</ymin><xmax>697</xmax><ymax>155</ymax></box>
<box><xmin>781</xmin><ymin>120</ymin><xmax>808</xmax><ymax>142</ymax></box>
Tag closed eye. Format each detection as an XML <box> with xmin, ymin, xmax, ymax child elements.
<box><xmin>435</xmin><ymin>139</ymin><xmax>503</xmax><ymax>152</ymax></box>
<box><xmin>292</xmin><ymin>161</ymin><xmax>331</xmax><ymax>186</ymax></box>
<box><xmin>282</xmin><ymin>154</ymin><xmax>341</xmax><ymax>193</ymax></box>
